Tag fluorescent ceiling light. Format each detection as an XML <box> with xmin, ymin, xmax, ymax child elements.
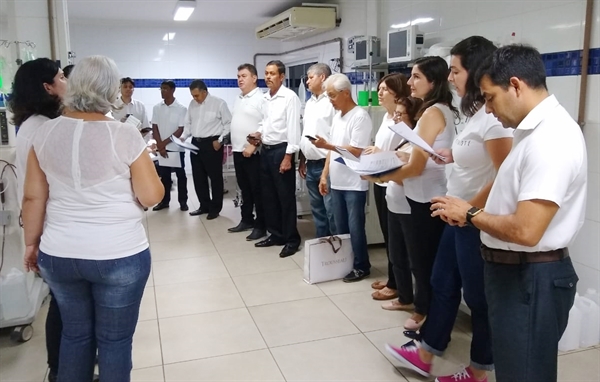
<box><xmin>174</xmin><ymin>0</ymin><xmax>195</xmax><ymax>21</ymax></box>
<box><xmin>162</xmin><ymin>33</ymin><xmax>176</xmax><ymax>41</ymax></box>
<box><xmin>391</xmin><ymin>17</ymin><xmax>434</xmax><ymax>29</ymax></box>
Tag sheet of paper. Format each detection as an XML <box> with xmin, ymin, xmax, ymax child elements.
<box><xmin>157</xmin><ymin>152</ymin><xmax>182</xmax><ymax>168</ymax></box>
<box><xmin>170</xmin><ymin>136</ymin><xmax>199</xmax><ymax>153</ymax></box>
<box><xmin>124</xmin><ymin>115</ymin><xmax>141</xmax><ymax>130</ymax></box>
<box><xmin>335</xmin><ymin>151</ymin><xmax>404</xmax><ymax>176</ymax></box>
<box><xmin>335</xmin><ymin>146</ymin><xmax>360</xmax><ymax>161</ymax></box>
<box><xmin>149</xmin><ymin>152</ymin><xmax>159</xmax><ymax>161</ymax></box>
<box><xmin>388</xmin><ymin>122</ymin><xmax>447</xmax><ymax>162</ymax></box>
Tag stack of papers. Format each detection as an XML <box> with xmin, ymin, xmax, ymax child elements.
<box><xmin>170</xmin><ymin>136</ymin><xmax>198</xmax><ymax>155</ymax></box>
<box><xmin>388</xmin><ymin>122</ymin><xmax>447</xmax><ymax>162</ymax></box>
<box><xmin>335</xmin><ymin>151</ymin><xmax>404</xmax><ymax>177</ymax></box>
<box><xmin>124</xmin><ymin>115</ymin><xmax>142</xmax><ymax>130</ymax></box>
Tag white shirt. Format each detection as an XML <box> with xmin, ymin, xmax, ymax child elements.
<box><xmin>152</xmin><ymin>99</ymin><xmax>187</xmax><ymax>152</ymax></box>
<box><xmin>386</xmin><ymin>142</ymin><xmax>412</xmax><ymax>214</ymax></box>
<box><xmin>404</xmin><ymin>103</ymin><xmax>455</xmax><ymax>203</ymax></box>
<box><xmin>374</xmin><ymin>114</ymin><xmax>403</xmax><ymax>188</ymax></box>
<box><xmin>329</xmin><ymin>107</ymin><xmax>373</xmax><ymax>191</ymax></box>
<box><xmin>32</xmin><ymin>116</ymin><xmax>149</xmax><ymax>260</ymax></box>
<box><xmin>15</xmin><ymin>114</ymin><xmax>50</xmax><ymax>205</ymax></box>
<box><xmin>112</xmin><ymin>97</ymin><xmax>150</xmax><ymax>129</ymax></box>
<box><xmin>300</xmin><ymin>93</ymin><xmax>335</xmax><ymax>160</ymax></box>
<box><xmin>447</xmin><ymin>108</ymin><xmax>513</xmax><ymax>200</ymax></box>
<box><xmin>482</xmin><ymin>95</ymin><xmax>587</xmax><ymax>252</ymax></box>
<box><xmin>231</xmin><ymin>87</ymin><xmax>264</xmax><ymax>152</ymax></box>
<box><xmin>259</xmin><ymin>85</ymin><xmax>301</xmax><ymax>154</ymax></box>
<box><xmin>183</xmin><ymin>94</ymin><xmax>232</xmax><ymax>142</ymax></box>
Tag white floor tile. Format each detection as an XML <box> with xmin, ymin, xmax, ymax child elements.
<box><xmin>152</xmin><ymin>256</ymin><xmax>229</xmax><ymax>286</ymax></box>
<box><xmin>558</xmin><ymin>348</ymin><xmax>600</xmax><ymax>381</ymax></box>
<box><xmin>139</xmin><ymin>287</ymin><xmax>158</xmax><ymax>322</ymax></box>
<box><xmin>316</xmin><ymin>268</ymin><xmax>386</xmax><ymax>296</ymax></box>
<box><xmin>330</xmin><ymin>291</ymin><xmax>410</xmax><ymax>332</ymax></box>
<box><xmin>150</xmin><ymin>238</ymin><xmax>219</xmax><ymax>262</ymax></box>
<box><xmin>132</xmin><ymin>320</ymin><xmax>163</xmax><ymax>370</ymax></box>
<box><xmin>131</xmin><ymin>366</ymin><xmax>165</xmax><ymax>382</ymax></box>
<box><xmin>221</xmin><ymin>250</ymin><xmax>299</xmax><ymax>277</ymax></box>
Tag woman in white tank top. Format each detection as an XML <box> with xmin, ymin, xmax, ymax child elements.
<box><xmin>366</xmin><ymin>56</ymin><xmax>459</xmax><ymax>331</ymax></box>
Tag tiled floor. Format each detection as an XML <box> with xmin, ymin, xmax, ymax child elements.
<box><xmin>1</xmin><ymin>180</ymin><xmax>599</xmax><ymax>381</ymax></box>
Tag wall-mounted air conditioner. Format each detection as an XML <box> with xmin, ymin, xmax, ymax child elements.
<box><xmin>256</xmin><ymin>6</ymin><xmax>337</xmax><ymax>41</ymax></box>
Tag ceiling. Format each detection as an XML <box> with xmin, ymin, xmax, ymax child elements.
<box><xmin>66</xmin><ymin>0</ymin><xmax>326</xmax><ymax>25</ymax></box>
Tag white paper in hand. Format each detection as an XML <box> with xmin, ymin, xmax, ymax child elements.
<box><xmin>124</xmin><ymin>115</ymin><xmax>142</xmax><ymax>130</ymax></box>
<box><xmin>170</xmin><ymin>136</ymin><xmax>199</xmax><ymax>154</ymax></box>
<box><xmin>335</xmin><ymin>146</ymin><xmax>360</xmax><ymax>161</ymax></box>
<box><xmin>157</xmin><ymin>152</ymin><xmax>182</xmax><ymax>168</ymax></box>
<box><xmin>388</xmin><ymin>122</ymin><xmax>447</xmax><ymax>162</ymax></box>
<box><xmin>335</xmin><ymin>151</ymin><xmax>404</xmax><ymax>176</ymax></box>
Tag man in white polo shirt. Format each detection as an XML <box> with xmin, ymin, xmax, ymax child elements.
<box><xmin>313</xmin><ymin>73</ymin><xmax>373</xmax><ymax>283</ymax></box>
<box><xmin>111</xmin><ymin>77</ymin><xmax>150</xmax><ymax>131</ymax></box>
<box><xmin>298</xmin><ymin>63</ymin><xmax>337</xmax><ymax>238</ymax></box>
<box><xmin>151</xmin><ymin>80</ymin><xmax>188</xmax><ymax>212</ymax></box>
<box><xmin>228</xmin><ymin>63</ymin><xmax>266</xmax><ymax>241</ymax></box>
<box><xmin>432</xmin><ymin>45</ymin><xmax>587</xmax><ymax>382</ymax></box>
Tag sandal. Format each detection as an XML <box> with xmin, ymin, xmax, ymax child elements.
<box><xmin>372</xmin><ymin>287</ymin><xmax>398</xmax><ymax>301</ymax></box>
<box><xmin>404</xmin><ymin>314</ymin><xmax>426</xmax><ymax>330</ymax></box>
<box><xmin>371</xmin><ymin>280</ymin><xmax>387</xmax><ymax>290</ymax></box>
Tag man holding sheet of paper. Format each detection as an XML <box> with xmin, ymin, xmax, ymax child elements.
<box><xmin>312</xmin><ymin>73</ymin><xmax>373</xmax><ymax>283</ymax></box>
<box><xmin>151</xmin><ymin>80</ymin><xmax>189</xmax><ymax>212</ymax></box>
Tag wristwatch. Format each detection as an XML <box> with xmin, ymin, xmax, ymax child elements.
<box><xmin>466</xmin><ymin>207</ymin><xmax>483</xmax><ymax>225</ymax></box>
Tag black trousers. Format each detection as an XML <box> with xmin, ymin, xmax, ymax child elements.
<box><xmin>260</xmin><ymin>144</ymin><xmax>300</xmax><ymax>247</ymax></box>
<box><xmin>158</xmin><ymin>152</ymin><xmax>188</xmax><ymax>206</ymax></box>
<box><xmin>373</xmin><ymin>185</ymin><xmax>396</xmax><ymax>290</ymax></box>
<box><xmin>191</xmin><ymin>137</ymin><xmax>223</xmax><ymax>214</ymax></box>
<box><xmin>233</xmin><ymin>151</ymin><xmax>265</xmax><ymax>229</ymax></box>
<box><xmin>388</xmin><ymin>211</ymin><xmax>415</xmax><ymax>305</ymax></box>
<box><xmin>46</xmin><ymin>292</ymin><xmax>62</xmax><ymax>374</ymax></box>
<box><xmin>402</xmin><ymin>198</ymin><xmax>446</xmax><ymax>315</ymax></box>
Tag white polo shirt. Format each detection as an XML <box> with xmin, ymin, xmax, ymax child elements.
<box><xmin>112</xmin><ymin>97</ymin><xmax>150</xmax><ymax>129</ymax></box>
<box><xmin>329</xmin><ymin>106</ymin><xmax>373</xmax><ymax>191</ymax></box>
<box><xmin>374</xmin><ymin>114</ymin><xmax>403</xmax><ymax>188</ymax></box>
<box><xmin>259</xmin><ymin>85</ymin><xmax>301</xmax><ymax>154</ymax></box>
<box><xmin>231</xmin><ymin>87</ymin><xmax>264</xmax><ymax>152</ymax></box>
<box><xmin>152</xmin><ymin>99</ymin><xmax>187</xmax><ymax>152</ymax></box>
<box><xmin>482</xmin><ymin>95</ymin><xmax>587</xmax><ymax>252</ymax></box>
<box><xmin>300</xmin><ymin>93</ymin><xmax>335</xmax><ymax>160</ymax></box>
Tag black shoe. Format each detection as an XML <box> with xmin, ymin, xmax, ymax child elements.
<box><xmin>180</xmin><ymin>204</ymin><xmax>189</xmax><ymax>211</ymax></box>
<box><xmin>206</xmin><ymin>213</ymin><xmax>219</xmax><ymax>220</ymax></box>
<box><xmin>228</xmin><ymin>221</ymin><xmax>254</xmax><ymax>233</ymax></box>
<box><xmin>343</xmin><ymin>269</ymin><xmax>370</xmax><ymax>283</ymax></box>
<box><xmin>189</xmin><ymin>209</ymin><xmax>208</xmax><ymax>216</ymax></box>
<box><xmin>255</xmin><ymin>236</ymin><xmax>284</xmax><ymax>248</ymax></box>
<box><xmin>223</xmin><ymin>189</ymin><xmax>229</xmax><ymax>195</ymax></box>
<box><xmin>152</xmin><ymin>202</ymin><xmax>169</xmax><ymax>211</ymax></box>
<box><xmin>246</xmin><ymin>228</ymin><xmax>266</xmax><ymax>241</ymax></box>
<box><xmin>279</xmin><ymin>244</ymin><xmax>299</xmax><ymax>258</ymax></box>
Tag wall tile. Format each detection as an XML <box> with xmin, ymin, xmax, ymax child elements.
<box><xmin>476</xmin><ymin>0</ymin><xmax>524</xmax><ymax>23</ymax></box>
<box><xmin>570</xmin><ymin>219</ymin><xmax>600</xmax><ymax>271</ymax></box>
<box><xmin>587</xmin><ymin>172</ymin><xmax>600</xmax><ymax>222</ymax></box>
<box><xmin>547</xmin><ymin>76</ymin><xmax>581</xmax><ymax>119</ymax></box>
<box><xmin>572</xmin><ymin>261</ymin><xmax>600</xmax><ymax>294</ymax></box>
<box><xmin>584</xmin><ymin>123</ymin><xmax>600</xmax><ymax>174</ymax></box>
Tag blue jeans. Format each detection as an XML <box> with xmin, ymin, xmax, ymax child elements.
<box><xmin>305</xmin><ymin>160</ymin><xmax>336</xmax><ymax>237</ymax></box>
<box><xmin>485</xmin><ymin>256</ymin><xmax>577</xmax><ymax>382</ymax></box>
<box><xmin>331</xmin><ymin>189</ymin><xmax>370</xmax><ymax>272</ymax></box>
<box><xmin>420</xmin><ymin>225</ymin><xmax>493</xmax><ymax>371</ymax></box>
<box><xmin>38</xmin><ymin>249</ymin><xmax>151</xmax><ymax>382</ymax></box>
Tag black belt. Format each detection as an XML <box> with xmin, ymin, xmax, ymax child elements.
<box><xmin>481</xmin><ymin>245</ymin><xmax>569</xmax><ymax>264</ymax></box>
<box><xmin>262</xmin><ymin>142</ymin><xmax>287</xmax><ymax>150</ymax></box>
<box><xmin>307</xmin><ymin>158</ymin><xmax>326</xmax><ymax>164</ymax></box>
<box><xmin>193</xmin><ymin>136</ymin><xmax>219</xmax><ymax>142</ymax></box>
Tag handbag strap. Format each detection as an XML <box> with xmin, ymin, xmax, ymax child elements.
<box><xmin>318</xmin><ymin>236</ymin><xmax>343</xmax><ymax>254</ymax></box>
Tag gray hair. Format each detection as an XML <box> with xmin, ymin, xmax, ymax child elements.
<box><xmin>307</xmin><ymin>63</ymin><xmax>332</xmax><ymax>78</ymax></box>
<box><xmin>63</xmin><ymin>55</ymin><xmax>120</xmax><ymax>114</ymax></box>
<box><xmin>323</xmin><ymin>73</ymin><xmax>352</xmax><ymax>92</ymax></box>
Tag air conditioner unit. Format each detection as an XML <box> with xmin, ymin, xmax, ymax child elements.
<box><xmin>256</xmin><ymin>6</ymin><xmax>337</xmax><ymax>40</ymax></box>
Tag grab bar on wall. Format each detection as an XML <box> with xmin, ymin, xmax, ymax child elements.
<box><xmin>578</xmin><ymin>0</ymin><xmax>594</xmax><ymax>128</ymax></box>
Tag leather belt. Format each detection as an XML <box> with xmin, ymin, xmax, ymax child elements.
<box><xmin>481</xmin><ymin>245</ymin><xmax>569</xmax><ymax>265</ymax></box>
<box><xmin>262</xmin><ymin>142</ymin><xmax>287</xmax><ymax>150</ymax></box>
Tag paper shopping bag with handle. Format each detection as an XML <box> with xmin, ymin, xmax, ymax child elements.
<box><xmin>303</xmin><ymin>234</ymin><xmax>354</xmax><ymax>284</ymax></box>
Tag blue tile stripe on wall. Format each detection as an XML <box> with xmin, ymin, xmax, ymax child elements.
<box><xmin>131</xmin><ymin>47</ymin><xmax>600</xmax><ymax>89</ymax></box>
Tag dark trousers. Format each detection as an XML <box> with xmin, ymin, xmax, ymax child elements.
<box><xmin>260</xmin><ymin>144</ymin><xmax>300</xmax><ymax>247</ymax></box>
<box><xmin>388</xmin><ymin>211</ymin><xmax>414</xmax><ymax>305</ymax></box>
<box><xmin>420</xmin><ymin>225</ymin><xmax>493</xmax><ymax>370</ymax></box>
<box><xmin>485</xmin><ymin>256</ymin><xmax>578</xmax><ymax>382</ymax></box>
<box><xmin>402</xmin><ymin>198</ymin><xmax>446</xmax><ymax>315</ymax></box>
<box><xmin>331</xmin><ymin>189</ymin><xmax>370</xmax><ymax>272</ymax></box>
<box><xmin>233</xmin><ymin>151</ymin><xmax>265</xmax><ymax>229</ymax></box>
<box><xmin>191</xmin><ymin>137</ymin><xmax>223</xmax><ymax>214</ymax></box>
<box><xmin>373</xmin><ymin>185</ymin><xmax>396</xmax><ymax>290</ymax></box>
<box><xmin>158</xmin><ymin>152</ymin><xmax>188</xmax><ymax>206</ymax></box>
<box><xmin>46</xmin><ymin>292</ymin><xmax>62</xmax><ymax>375</ymax></box>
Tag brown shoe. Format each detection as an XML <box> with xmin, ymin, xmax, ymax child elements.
<box><xmin>372</xmin><ymin>287</ymin><xmax>398</xmax><ymax>301</ymax></box>
<box><xmin>381</xmin><ymin>300</ymin><xmax>415</xmax><ymax>311</ymax></box>
<box><xmin>371</xmin><ymin>280</ymin><xmax>387</xmax><ymax>290</ymax></box>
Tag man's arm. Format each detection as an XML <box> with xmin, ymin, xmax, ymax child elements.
<box><xmin>319</xmin><ymin>151</ymin><xmax>332</xmax><ymax>196</ymax></box>
<box><xmin>180</xmin><ymin>107</ymin><xmax>192</xmax><ymax>141</ymax></box>
<box><xmin>218</xmin><ymin>101</ymin><xmax>232</xmax><ymax>142</ymax></box>
<box><xmin>285</xmin><ymin>95</ymin><xmax>301</xmax><ymax>155</ymax></box>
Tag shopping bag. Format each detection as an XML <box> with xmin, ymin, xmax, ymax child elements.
<box><xmin>303</xmin><ymin>234</ymin><xmax>354</xmax><ymax>284</ymax></box>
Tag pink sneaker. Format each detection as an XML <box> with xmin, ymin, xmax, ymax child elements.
<box><xmin>385</xmin><ymin>342</ymin><xmax>431</xmax><ymax>377</ymax></box>
<box><xmin>435</xmin><ymin>366</ymin><xmax>487</xmax><ymax>382</ymax></box>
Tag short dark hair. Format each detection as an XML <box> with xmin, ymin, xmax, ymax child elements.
<box><xmin>120</xmin><ymin>77</ymin><xmax>135</xmax><ymax>87</ymax></box>
<box><xmin>474</xmin><ymin>44</ymin><xmax>548</xmax><ymax>92</ymax></box>
<box><xmin>396</xmin><ymin>96</ymin><xmax>424</xmax><ymax>128</ymax></box>
<box><xmin>378</xmin><ymin>73</ymin><xmax>410</xmax><ymax>102</ymax></box>
<box><xmin>413</xmin><ymin>56</ymin><xmax>459</xmax><ymax>119</ymax></box>
<box><xmin>63</xmin><ymin>64</ymin><xmax>75</xmax><ymax>78</ymax></box>
<box><xmin>266</xmin><ymin>60</ymin><xmax>285</xmax><ymax>75</ymax></box>
<box><xmin>8</xmin><ymin>58</ymin><xmax>62</xmax><ymax>126</ymax></box>
<box><xmin>189</xmin><ymin>79</ymin><xmax>207</xmax><ymax>91</ymax></box>
<box><xmin>161</xmin><ymin>80</ymin><xmax>176</xmax><ymax>90</ymax></box>
<box><xmin>238</xmin><ymin>63</ymin><xmax>258</xmax><ymax>76</ymax></box>
<box><xmin>450</xmin><ymin>36</ymin><xmax>497</xmax><ymax>117</ymax></box>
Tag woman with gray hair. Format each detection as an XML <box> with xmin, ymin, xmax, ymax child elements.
<box><xmin>21</xmin><ymin>55</ymin><xmax>164</xmax><ymax>382</ymax></box>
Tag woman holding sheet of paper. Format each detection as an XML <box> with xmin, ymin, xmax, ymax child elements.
<box><xmin>365</xmin><ymin>56</ymin><xmax>458</xmax><ymax>331</ymax></box>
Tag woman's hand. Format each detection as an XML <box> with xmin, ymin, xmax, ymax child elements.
<box><xmin>24</xmin><ymin>244</ymin><xmax>40</xmax><ymax>273</ymax></box>
<box><xmin>363</xmin><ymin>146</ymin><xmax>381</xmax><ymax>155</ymax></box>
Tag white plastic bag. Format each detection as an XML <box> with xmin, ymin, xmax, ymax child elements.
<box><xmin>303</xmin><ymin>235</ymin><xmax>354</xmax><ymax>284</ymax></box>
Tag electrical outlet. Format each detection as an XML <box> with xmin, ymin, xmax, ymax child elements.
<box><xmin>0</xmin><ymin>210</ymin><xmax>11</xmax><ymax>226</ymax></box>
